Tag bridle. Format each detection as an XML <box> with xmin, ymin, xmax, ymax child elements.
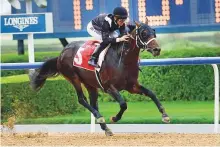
<box><xmin>119</xmin><ymin>24</ymin><xmax>157</xmax><ymax>65</ymax></box>
<box><xmin>130</xmin><ymin>24</ymin><xmax>156</xmax><ymax>51</ymax></box>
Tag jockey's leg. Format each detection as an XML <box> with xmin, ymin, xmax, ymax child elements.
<box><xmin>87</xmin><ymin>21</ymin><xmax>108</xmax><ymax>68</ymax></box>
<box><xmin>87</xmin><ymin>21</ymin><xmax>102</xmax><ymax>40</ymax></box>
<box><xmin>107</xmin><ymin>84</ymin><xmax>127</xmax><ymax>123</ymax></box>
<box><xmin>88</xmin><ymin>42</ymin><xmax>108</xmax><ymax>68</ymax></box>
<box><xmin>128</xmin><ymin>82</ymin><xmax>170</xmax><ymax>123</ymax></box>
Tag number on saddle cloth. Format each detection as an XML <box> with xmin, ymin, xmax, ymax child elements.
<box><xmin>73</xmin><ymin>40</ymin><xmax>110</xmax><ymax>71</ymax></box>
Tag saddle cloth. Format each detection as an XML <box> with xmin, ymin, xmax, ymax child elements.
<box><xmin>73</xmin><ymin>40</ymin><xmax>109</xmax><ymax>71</ymax></box>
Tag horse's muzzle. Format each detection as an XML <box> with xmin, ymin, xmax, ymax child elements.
<box><xmin>152</xmin><ymin>47</ymin><xmax>161</xmax><ymax>56</ymax></box>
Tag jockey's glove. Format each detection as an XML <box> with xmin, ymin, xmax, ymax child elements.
<box><xmin>116</xmin><ymin>35</ymin><xmax>130</xmax><ymax>42</ymax></box>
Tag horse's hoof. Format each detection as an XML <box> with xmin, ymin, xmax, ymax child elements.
<box><xmin>105</xmin><ymin>128</ymin><xmax>113</xmax><ymax>136</ymax></box>
<box><xmin>162</xmin><ymin>116</ymin><xmax>170</xmax><ymax>123</ymax></box>
<box><xmin>110</xmin><ymin>117</ymin><xmax>117</xmax><ymax>123</ymax></box>
<box><xmin>97</xmin><ymin>117</ymin><xmax>106</xmax><ymax>123</ymax></box>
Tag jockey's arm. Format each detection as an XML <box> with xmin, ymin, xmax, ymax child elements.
<box><xmin>101</xmin><ymin>21</ymin><xmax>129</xmax><ymax>44</ymax></box>
<box><xmin>127</xmin><ymin>24</ymin><xmax>136</xmax><ymax>32</ymax></box>
<box><xmin>101</xmin><ymin>22</ymin><xmax>117</xmax><ymax>44</ymax></box>
<box><xmin>119</xmin><ymin>24</ymin><xmax>127</xmax><ymax>35</ymax></box>
<box><xmin>126</xmin><ymin>21</ymin><xmax>136</xmax><ymax>33</ymax></box>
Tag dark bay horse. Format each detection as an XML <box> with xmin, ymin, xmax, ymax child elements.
<box><xmin>30</xmin><ymin>19</ymin><xmax>170</xmax><ymax>136</ymax></box>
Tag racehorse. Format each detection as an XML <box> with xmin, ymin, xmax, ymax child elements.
<box><xmin>30</xmin><ymin>18</ymin><xmax>170</xmax><ymax>136</ymax></box>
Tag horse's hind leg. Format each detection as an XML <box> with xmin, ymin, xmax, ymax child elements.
<box><xmin>85</xmin><ymin>85</ymin><xmax>113</xmax><ymax>136</ymax></box>
<box><xmin>128</xmin><ymin>83</ymin><xmax>170</xmax><ymax>123</ymax></box>
<box><xmin>107</xmin><ymin>84</ymin><xmax>127</xmax><ymax>123</ymax></box>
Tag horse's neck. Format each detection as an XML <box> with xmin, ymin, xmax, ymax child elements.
<box><xmin>121</xmin><ymin>28</ymin><xmax>140</xmax><ymax>65</ymax></box>
<box><xmin>105</xmin><ymin>40</ymin><xmax>139</xmax><ymax>68</ymax></box>
<box><xmin>123</xmin><ymin>39</ymin><xmax>140</xmax><ymax>66</ymax></box>
<box><xmin>105</xmin><ymin>44</ymin><xmax>121</xmax><ymax>66</ymax></box>
<box><xmin>101</xmin><ymin>40</ymin><xmax>139</xmax><ymax>84</ymax></box>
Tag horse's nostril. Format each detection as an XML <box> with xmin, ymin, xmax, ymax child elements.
<box><xmin>153</xmin><ymin>48</ymin><xmax>161</xmax><ymax>52</ymax></box>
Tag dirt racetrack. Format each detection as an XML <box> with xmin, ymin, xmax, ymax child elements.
<box><xmin>1</xmin><ymin>132</ymin><xmax>220</xmax><ymax>146</ymax></box>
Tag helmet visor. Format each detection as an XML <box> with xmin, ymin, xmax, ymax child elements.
<box><xmin>117</xmin><ymin>18</ymin><xmax>127</xmax><ymax>23</ymax></box>
<box><xmin>114</xmin><ymin>15</ymin><xmax>127</xmax><ymax>19</ymax></box>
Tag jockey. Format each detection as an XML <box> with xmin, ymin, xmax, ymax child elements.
<box><xmin>87</xmin><ymin>6</ymin><xmax>130</xmax><ymax>68</ymax></box>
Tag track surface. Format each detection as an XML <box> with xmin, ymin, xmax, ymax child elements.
<box><xmin>1</xmin><ymin>132</ymin><xmax>220</xmax><ymax>146</ymax></box>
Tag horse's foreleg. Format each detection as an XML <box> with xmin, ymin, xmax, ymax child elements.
<box><xmin>129</xmin><ymin>83</ymin><xmax>170</xmax><ymax>123</ymax></box>
<box><xmin>107</xmin><ymin>84</ymin><xmax>127</xmax><ymax>123</ymax></box>
<box><xmin>85</xmin><ymin>85</ymin><xmax>113</xmax><ymax>136</ymax></box>
<box><xmin>67</xmin><ymin>75</ymin><xmax>102</xmax><ymax>119</ymax></box>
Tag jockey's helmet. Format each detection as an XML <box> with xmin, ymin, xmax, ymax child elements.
<box><xmin>113</xmin><ymin>7</ymin><xmax>128</xmax><ymax>19</ymax></box>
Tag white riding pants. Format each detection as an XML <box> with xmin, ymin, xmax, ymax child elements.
<box><xmin>87</xmin><ymin>21</ymin><xmax>119</xmax><ymax>41</ymax></box>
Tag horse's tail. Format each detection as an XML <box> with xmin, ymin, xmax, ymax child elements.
<box><xmin>30</xmin><ymin>57</ymin><xmax>59</xmax><ymax>91</ymax></box>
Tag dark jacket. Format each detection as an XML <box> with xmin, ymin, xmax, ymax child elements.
<box><xmin>92</xmin><ymin>14</ymin><xmax>126</xmax><ymax>44</ymax></box>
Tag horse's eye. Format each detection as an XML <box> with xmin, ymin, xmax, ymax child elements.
<box><xmin>142</xmin><ymin>32</ymin><xmax>148</xmax><ymax>38</ymax></box>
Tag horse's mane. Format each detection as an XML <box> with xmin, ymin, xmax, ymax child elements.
<box><xmin>127</xmin><ymin>24</ymin><xmax>136</xmax><ymax>34</ymax></box>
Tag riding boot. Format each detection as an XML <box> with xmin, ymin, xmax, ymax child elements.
<box><xmin>88</xmin><ymin>45</ymin><xmax>105</xmax><ymax>68</ymax></box>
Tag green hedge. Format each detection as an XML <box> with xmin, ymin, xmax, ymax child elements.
<box><xmin>1</xmin><ymin>79</ymin><xmax>84</xmax><ymax>120</ymax></box>
<box><xmin>1</xmin><ymin>52</ymin><xmax>60</xmax><ymax>77</ymax></box>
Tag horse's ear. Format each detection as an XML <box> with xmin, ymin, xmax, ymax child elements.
<box><xmin>134</xmin><ymin>21</ymin><xmax>140</xmax><ymax>27</ymax></box>
<box><xmin>145</xmin><ymin>17</ymin><xmax>149</xmax><ymax>25</ymax></box>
